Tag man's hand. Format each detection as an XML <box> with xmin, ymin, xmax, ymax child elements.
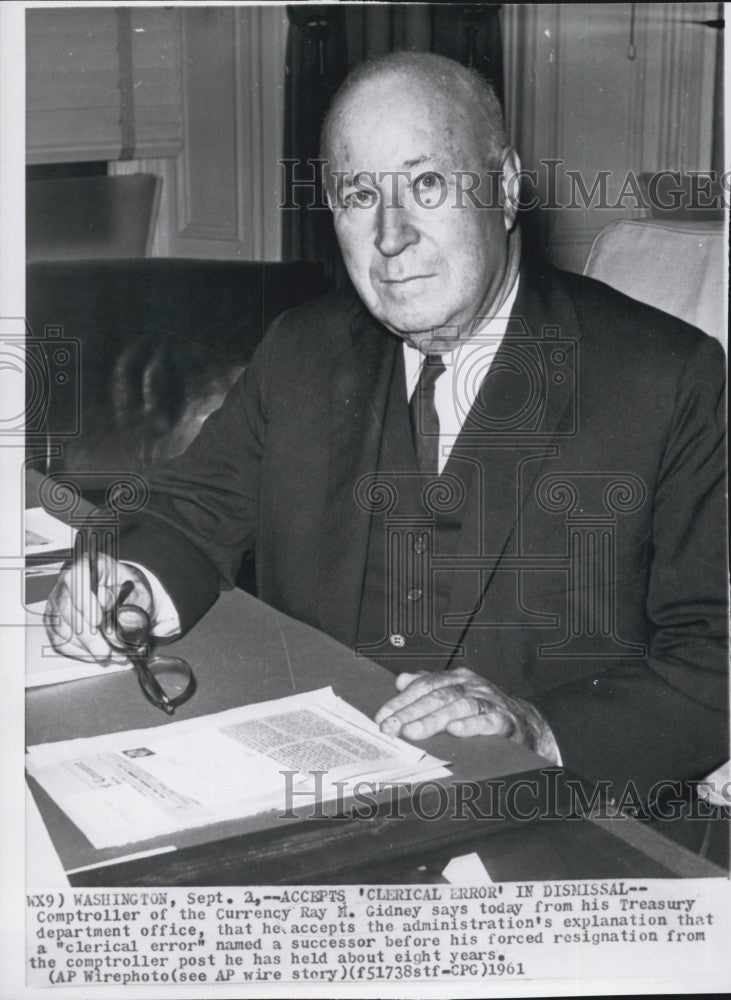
<box><xmin>45</xmin><ymin>553</ymin><xmax>153</xmax><ymax>665</ymax></box>
<box><xmin>374</xmin><ymin>667</ymin><xmax>559</xmax><ymax>761</ymax></box>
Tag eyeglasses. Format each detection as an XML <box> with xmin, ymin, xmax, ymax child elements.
<box><xmin>108</xmin><ymin>593</ymin><xmax>196</xmax><ymax>715</ymax></box>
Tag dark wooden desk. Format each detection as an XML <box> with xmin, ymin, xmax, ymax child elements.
<box><xmin>26</xmin><ymin>587</ymin><xmax>725</xmax><ymax>885</ymax></box>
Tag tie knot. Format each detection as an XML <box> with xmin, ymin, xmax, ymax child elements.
<box><xmin>417</xmin><ymin>354</ymin><xmax>446</xmax><ymax>393</ymax></box>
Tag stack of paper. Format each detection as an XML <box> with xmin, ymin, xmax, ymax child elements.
<box><xmin>25</xmin><ymin>601</ymin><xmax>133</xmax><ymax>688</ymax></box>
<box><xmin>25</xmin><ymin>507</ymin><xmax>77</xmax><ymax>606</ymax></box>
<box><xmin>26</xmin><ymin>687</ymin><xmax>451</xmax><ymax>849</ymax></box>
<box><xmin>25</xmin><ymin>507</ymin><xmax>77</xmax><ymax>558</ymax></box>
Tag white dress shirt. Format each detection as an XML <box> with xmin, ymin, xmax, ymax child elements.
<box><xmin>402</xmin><ymin>276</ymin><xmax>520</xmax><ymax>474</ymax></box>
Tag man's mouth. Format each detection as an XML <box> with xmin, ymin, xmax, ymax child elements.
<box><xmin>379</xmin><ymin>274</ymin><xmax>436</xmax><ymax>285</ymax></box>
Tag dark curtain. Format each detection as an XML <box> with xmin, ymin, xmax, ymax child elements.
<box><xmin>344</xmin><ymin>4</ymin><xmax>503</xmax><ymax>104</ymax></box>
<box><xmin>282</xmin><ymin>5</ymin><xmax>348</xmax><ymax>269</ymax></box>
<box><xmin>710</xmin><ymin>3</ymin><xmax>724</xmax><ymax>181</ymax></box>
<box><xmin>282</xmin><ymin>3</ymin><xmax>504</xmax><ymax>270</ymax></box>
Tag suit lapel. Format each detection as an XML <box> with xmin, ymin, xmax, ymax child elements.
<box><xmin>317</xmin><ymin>307</ymin><xmax>399</xmax><ymax>646</ymax></box>
<box><xmin>316</xmin><ymin>266</ymin><xmax>585</xmax><ymax>652</ymax></box>
<box><xmin>444</xmin><ymin>266</ymin><xmax>585</xmax><ymax>640</ymax></box>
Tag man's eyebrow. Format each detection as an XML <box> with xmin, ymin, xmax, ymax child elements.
<box><xmin>401</xmin><ymin>154</ymin><xmax>431</xmax><ymax>169</ymax></box>
<box><xmin>334</xmin><ymin>155</ymin><xmax>433</xmax><ymax>184</ymax></box>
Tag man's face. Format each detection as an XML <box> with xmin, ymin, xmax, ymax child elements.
<box><xmin>327</xmin><ymin>73</ymin><xmax>518</xmax><ymax>352</ymax></box>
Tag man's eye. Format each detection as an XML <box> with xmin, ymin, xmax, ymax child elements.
<box><xmin>343</xmin><ymin>188</ymin><xmax>376</xmax><ymax>209</ymax></box>
<box><xmin>413</xmin><ymin>172</ymin><xmax>446</xmax><ymax>207</ymax></box>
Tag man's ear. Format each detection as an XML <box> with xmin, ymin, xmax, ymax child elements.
<box><xmin>500</xmin><ymin>147</ymin><xmax>521</xmax><ymax>230</ymax></box>
<box><xmin>324</xmin><ymin>179</ymin><xmax>336</xmax><ymax>213</ymax></box>
<box><xmin>323</xmin><ymin>164</ymin><xmax>341</xmax><ymax>214</ymax></box>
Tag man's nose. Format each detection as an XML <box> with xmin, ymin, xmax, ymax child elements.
<box><xmin>375</xmin><ymin>201</ymin><xmax>419</xmax><ymax>257</ymax></box>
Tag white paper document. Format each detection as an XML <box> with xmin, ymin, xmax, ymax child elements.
<box><xmin>24</xmin><ymin>507</ymin><xmax>77</xmax><ymax>557</ymax></box>
<box><xmin>25</xmin><ymin>601</ymin><xmax>133</xmax><ymax>688</ymax></box>
<box><xmin>26</xmin><ymin>687</ymin><xmax>451</xmax><ymax>849</ymax></box>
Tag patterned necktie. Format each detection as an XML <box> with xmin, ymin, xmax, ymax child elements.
<box><xmin>409</xmin><ymin>353</ymin><xmax>446</xmax><ymax>473</ymax></box>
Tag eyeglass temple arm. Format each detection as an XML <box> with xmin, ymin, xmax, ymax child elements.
<box><xmin>132</xmin><ymin>654</ymin><xmax>176</xmax><ymax>714</ymax></box>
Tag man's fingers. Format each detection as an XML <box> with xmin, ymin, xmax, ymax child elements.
<box><xmin>63</xmin><ymin>561</ymin><xmax>104</xmax><ymax>629</ymax></box>
<box><xmin>446</xmin><ymin>706</ymin><xmax>515</xmax><ymax>739</ymax></box>
<box><xmin>49</xmin><ymin>631</ymin><xmax>120</xmax><ymax>665</ymax></box>
<box><xmin>394</xmin><ymin>671</ymin><xmax>427</xmax><ymax>692</ymax></box>
<box><xmin>43</xmin><ymin>555</ymin><xmax>148</xmax><ymax>666</ymax></box>
<box><xmin>378</xmin><ymin>683</ymin><xmax>476</xmax><ymax>737</ymax></box>
<box><xmin>374</xmin><ymin>667</ymin><xmax>537</xmax><ymax>748</ymax></box>
<box><xmin>44</xmin><ymin>601</ymin><xmax>117</xmax><ymax>663</ymax></box>
<box><xmin>375</xmin><ymin>671</ymin><xmax>462</xmax><ymax>725</ymax></box>
<box><xmin>98</xmin><ymin>557</ymin><xmax>153</xmax><ymax>614</ymax></box>
<box><xmin>395</xmin><ymin>691</ymin><xmax>485</xmax><ymax>740</ymax></box>
<box><xmin>446</xmin><ymin>697</ymin><xmax>535</xmax><ymax>744</ymax></box>
<box><xmin>46</xmin><ymin>571</ymin><xmax>102</xmax><ymax>640</ymax></box>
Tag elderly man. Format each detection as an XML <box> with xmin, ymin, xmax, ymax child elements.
<box><xmin>47</xmin><ymin>52</ymin><xmax>727</xmax><ymax>801</ymax></box>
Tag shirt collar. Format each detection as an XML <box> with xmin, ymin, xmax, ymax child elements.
<box><xmin>403</xmin><ymin>274</ymin><xmax>521</xmax><ymax>394</ymax></box>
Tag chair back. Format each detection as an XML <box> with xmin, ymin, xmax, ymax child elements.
<box><xmin>584</xmin><ymin>219</ymin><xmax>727</xmax><ymax>349</ymax></box>
<box><xmin>27</xmin><ymin>174</ymin><xmax>161</xmax><ymax>261</ymax></box>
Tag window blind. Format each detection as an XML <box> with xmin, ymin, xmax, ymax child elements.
<box><xmin>27</xmin><ymin>7</ymin><xmax>182</xmax><ymax>164</ymax></box>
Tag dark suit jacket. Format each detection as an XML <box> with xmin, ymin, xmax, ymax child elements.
<box><xmin>120</xmin><ymin>263</ymin><xmax>728</xmax><ymax>797</ymax></box>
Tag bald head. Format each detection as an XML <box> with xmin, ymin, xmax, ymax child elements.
<box><xmin>321</xmin><ymin>51</ymin><xmax>506</xmax><ymax>171</ymax></box>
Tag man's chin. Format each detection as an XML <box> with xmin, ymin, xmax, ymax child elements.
<box><xmin>371</xmin><ymin>307</ymin><xmax>465</xmax><ymax>352</ymax></box>
<box><xmin>399</xmin><ymin>329</ymin><xmax>463</xmax><ymax>354</ymax></box>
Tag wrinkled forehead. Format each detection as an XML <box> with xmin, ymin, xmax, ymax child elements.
<box><xmin>327</xmin><ymin>72</ymin><xmax>479</xmax><ymax>174</ymax></box>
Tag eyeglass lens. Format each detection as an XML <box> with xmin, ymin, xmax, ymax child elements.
<box><xmin>111</xmin><ymin>602</ymin><xmax>196</xmax><ymax>713</ymax></box>
<box><xmin>139</xmin><ymin>655</ymin><xmax>196</xmax><ymax>709</ymax></box>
